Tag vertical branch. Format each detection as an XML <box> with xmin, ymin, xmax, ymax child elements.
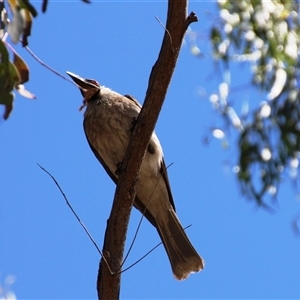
<box><xmin>97</xmin><ymin>1</ymin><xmax>198</xmax><ymax>299</ymax></box>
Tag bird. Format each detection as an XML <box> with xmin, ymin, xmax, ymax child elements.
<box><xmin>66</xmin><ymin>71</ymin><xmax>204</xmax><ymax>280</ymax></box>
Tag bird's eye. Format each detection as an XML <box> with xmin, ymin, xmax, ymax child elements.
<box><xmin>86</xmin><ymin>79</ymin><xmax>100</xmax><ymax>87</ymax></box>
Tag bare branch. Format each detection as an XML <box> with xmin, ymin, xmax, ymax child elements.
<box><xmin>120</xmin><ymin>224</ymin><xmax>192</xmax><ymax>275</ymax></box>
<box><xmin>23</xmin><ymin>45</ymin><xmax>76</xmax><ymax>85</ymax></box>
<box><xmin>37</xmin><ymin>163</ymin><xmax>114</xmax><ymax>275</ymax></box>
<box><xmin>97</xmin><ymin>1</ymin><xmax>198</xmax><ymax>299</ymax></box>
<box><xmin>155</xmin><ymin>16</ymin><xmax>173</xmax><ymax>51</ymax></box>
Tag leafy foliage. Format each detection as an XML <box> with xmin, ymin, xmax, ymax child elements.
<box><xmin>0</xmin><ymin>38</ymin><xmax>35</xmax><ymax>119</ymax></box>
<box><xmin>0</xmin><ymin>0</ymin><xmax>39</xmax><ymax>119</ymax></box>
<box><xmin>0</xmin><ymin>0</ymin><xmax>89</xmax><ymax>120</ymax></box>
<box><xmin>6</xmin><ymin>0</ymin><xmax>38</xmax><ymax>46</ymax></box>
<box><xmin>209</xmin><ymin>0</ymin><xmax>300</xmax><ymax>205</ymax></box>
<box><xmin>188</xmin><ymin>1</ymin><xmax>300</xmax><ymax>206</ymax></box>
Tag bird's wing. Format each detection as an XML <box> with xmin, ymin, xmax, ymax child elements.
<box><xmin>84</xmin><ymin>118</ymin><xmax>158</xmax><ymax>227</ymax></box>
<box><xmin>125</xmin><ymin>94</ymin><xmax>176</xmax><ymax>212</ymax></box>
<box><xmin>124</xmin><ymin>94</ymin><xmax>142</xmax><ymax>109</ymax></box>
<box><xmin>160</xmin><ymin>158</ymin><xmax>176</xmax><ymax>212</ymax></box>
<box><xmin>84</xmin><ymin>121</ymin><xmax>118</xmax><ymax>184</ymax></box>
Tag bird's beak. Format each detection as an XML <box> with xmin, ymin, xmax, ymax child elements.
<box><xmin>66</xmin><ymin>71</ymin><xmax>99</xmax><ymax>90</ymax></box>
<box><xmin>66</xmin><ymin>71</ymin><xmax>100</xmax><ymax>111</ymax></box>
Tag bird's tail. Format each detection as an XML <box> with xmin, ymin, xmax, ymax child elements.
<box><xmin>155</xmin><ymin>209</ymin><xmax>204</xmax><ymax>280</ymax></box>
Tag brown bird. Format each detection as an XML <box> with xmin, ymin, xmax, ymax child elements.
<box><xmin>67</xmin><ymin>71</ymin><xmax>204</xmax><ymax>280</ymax></box>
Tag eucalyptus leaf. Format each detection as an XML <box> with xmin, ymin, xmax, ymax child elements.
<box><xmin>13</xmin><ymin>51</ymin><xmax>29</xmax><ymax>84</ymax></box>
<box><xmin>19</xmin><ymin>0</ymin><xmax>37</xmax><ymax>17</ymax></box>
<box><xmin>0</xmin><ymin>39</ymin><xmax>9</xmax><ymax>90</ymax></box>
<box><xmin>1</xmin><ymin>92</ymin><xmax>14</xmax><ymax>120</ymax></box>
<box><xmin>7</xmin><ymin>8</ymin><xmax>24</xmax><ymax>44</ymax></box>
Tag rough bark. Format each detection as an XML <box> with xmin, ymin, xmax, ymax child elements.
<box><xmin>97</xmin><ymin>1</ymin><xmax>198</xmax><ymax>299</ymax></box>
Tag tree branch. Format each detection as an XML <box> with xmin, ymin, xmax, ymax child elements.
<box><xmin>97</xmin><ymin>1</ymin><xmax>198</xmax><ymax>299</ymax></box>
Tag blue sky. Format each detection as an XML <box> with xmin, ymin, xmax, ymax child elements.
<box><xmin>1</xmin><ymin>1</ymin><xmax>300</xmax><ymax>299</ymax></box>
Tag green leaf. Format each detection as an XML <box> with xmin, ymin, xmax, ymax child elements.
<box><xmin>0</xmin><ymin>40</ymin><xmax>9</xmax><ymax>91</ymax></box>
<box><xmin>18</xmin><ymin>0</ymin><xmax>37</xmax><ymax>17</ymax></box>
<box><xmin>13</xmin><ymin>51</ymin><xmax>29</xmax><ymax>84</ymax></box>
<box><xmin>0</xmin><ymin>92</ymin><xmax>14</xmax><ymax>120</ymax></box>
<box><xmin>0</xmin><ymin>39</ymin><xmax>9</xmax><ymax>64</ymax></box>
<box><xmin>7</xmin><ymin>7</ymin><xmax>24</xmax><ymax>44</ymax></box>
<box><xmin>6</xmin><ymin>61</ymin><xmax>21</xmax><ymax>91</ymax></box>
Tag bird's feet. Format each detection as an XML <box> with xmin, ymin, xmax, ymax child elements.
<box><xmin>130</xmin><ymin>117</ymin><xmax>137</xmax><ymax>132</ymax></box>
<box><xmin>115</xmin><ymin>162</ymin><xmax>125</xmax><ymax>176</ymax></box>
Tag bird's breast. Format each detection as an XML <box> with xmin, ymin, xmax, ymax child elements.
<box><xmin>84</xmin><ymin>98</ymin><xmax>134</xmax><ymax>174</ymax></box>
<box><xmin>83</xmin><ymin>94</ymin><xmax>164</xmax><ymax>190</ymax></box>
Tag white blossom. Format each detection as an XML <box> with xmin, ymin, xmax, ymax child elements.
<box><xmin>267</xmin><ymin>68</ymin><xmax>287</xmax><ymax>100</ymax></box>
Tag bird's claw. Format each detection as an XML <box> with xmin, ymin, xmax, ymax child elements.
<box><xmin>115</xmin><ymin>162</ymin><xmax>124</xmax><ymax>176</ymax></box>
<box><xmin>130</xmin><ymin>117</ymin><xmax>137</xmax><ymax>132</ymax></box>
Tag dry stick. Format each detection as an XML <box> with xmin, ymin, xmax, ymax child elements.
<box><xmin>24</xmin><ymin>44</ymin><xmax>77</xmax><ymax>86</ymax></box>
<box><xmin>121</xmin><ymin>243</ymin><xmax>163</xmax><ymax>274</ymax></box>
<box><xmin>120</xmin><ymin>224</ymin><xmax>193</xmax><ymax>274</ymax></box>
<box><xmin>2</xmin><ymin>32</ymin><xmax>8</xmax><ymax>42</ymax></box>
<box><xmin>155</xmin><ymin>16</ymin><xmax>174</xmax><ymax>52</ymax></box>
<box><xmin>4</xmin><ymin>41</ymin><xmax>20</xmax><ymax>55</ymax></box>
<box><xmin>37</xmin><ymin>163</ymin><xmax>114</xmax><ymax>275</ymax></box>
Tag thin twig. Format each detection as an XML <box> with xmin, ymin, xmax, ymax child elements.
<box><xmin>37</xmin><ymin>163</ymin><xmax>114</xmax><ymax>275</ymax></box>
<box><xmin>1</xmin><ymin>32</ymin><xmax>76</xmax><ymax>85</ymax></box>
<box><xmin>155</xmin><ymin>16</ymin><xmax>174</xmax><ymax>51</ymax></box>
<box><xmin>2</xmin><ymin>32</ymin><xmax>8</xmax><ymax>42</ymax></box>
<box><xmin>120</xmin><ymin>242</ymin><xmax>163</xmax><ymax>274</ymax></box>
<box><xmin>116</xmin><ymin>224</ymin><xmax>192</xmax><ymax>275</ymax></box>
<box><xmin>24</xmin><ymin>45</ymin><xmax>77</xmax><ymax>86</ymax></box>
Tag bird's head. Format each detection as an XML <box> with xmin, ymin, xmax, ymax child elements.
<box><xmin>66</xmin><ymin>71</ymin><xmax>100</xmax><ymax>111</ymax></box>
